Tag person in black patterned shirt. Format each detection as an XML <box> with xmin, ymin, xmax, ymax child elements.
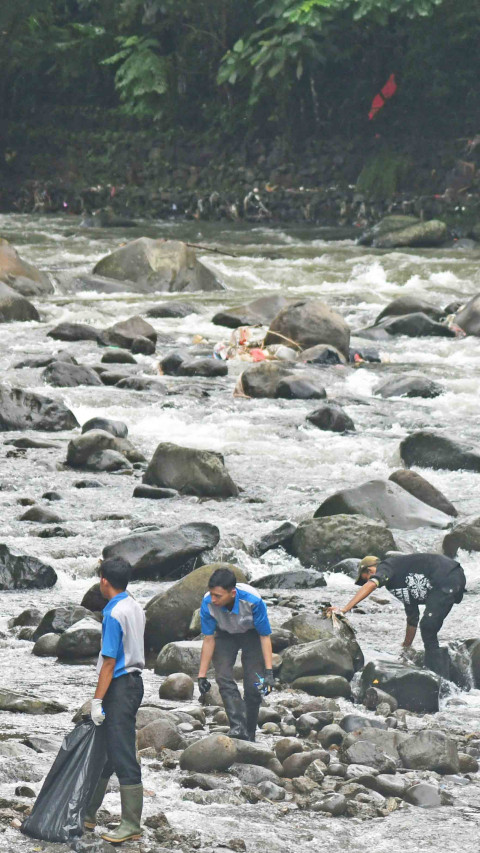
<box><xmin>328</xmin><ymin>553</ymin><xmax>466</xmax><ymax>676</ymax></box>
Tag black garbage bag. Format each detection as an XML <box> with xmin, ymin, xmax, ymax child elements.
<box><xmin>21</xmin><ymin>719</ymin><xmax>106</xmax><ymax>842</ymax></box>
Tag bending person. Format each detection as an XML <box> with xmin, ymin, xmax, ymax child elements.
<box><xmin>328</xmin><ymin>553</ymin><xmax>465</xmax><ymax>676</ymax></box>
<box><xmin>197</xmin><ymin>568</ymin><xmax>274</xmax><ymax>742</ymax></box>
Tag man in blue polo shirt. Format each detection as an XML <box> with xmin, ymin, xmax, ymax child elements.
<box><xmin>85</xmin><ymin>556</ymin><xmax>145</xmax><ymax>844</ymax></box>
<box><xmin>198</xmin><ymin>567</ymin><xmax>274</xmax><ymax>742</ymax></box>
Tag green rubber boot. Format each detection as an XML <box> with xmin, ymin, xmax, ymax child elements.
<box><xmin>84</xmin><ymin>776</ymin><xmax>109</xmax><ymax>830</ymax></box>
<box><xmin>101</xmin><ymin>783</ymin><xmax>143</xmax><ymax>844</ymax></box>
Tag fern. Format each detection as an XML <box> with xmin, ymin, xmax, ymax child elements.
<box><xmin>102</xmin><ymin>36</ymin><xmax>168</xmax><ymax>119</ymax></box>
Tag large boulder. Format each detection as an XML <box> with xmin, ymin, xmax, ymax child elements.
<box><xmin>279</xmin><ymin>637</ymin><xmax>356</xmax><ymax>683</ymax></box>
<box><xmin>389</xmin><ymin>469</ymin><xmax>457</xmax><ymax>517</ymax></box>
<box><xmin>180</xmin><ymin>735</ymin><xmax>237</xmax><ymax>772</ymax></box>
<box><xmin>213</xmin><ymin>294</ymin><xmax>291</xmax><ymax>328</ymax></box>
<box><xmin>33</xmin><ymin>605</ymin><xmax>92</xmax><ymax>641</ymax></box>
<box><xmin>56</xmin><ymin>617</ymin><xmax>102</xmax><ymax>660</ymax></box>
<box><xmin>442</xmin><ymin>515</ymin><xmax>480</xmax><ymax>557</ymax></box>
<box><xmin>81</xmin><ymin>417</ymin><xmax>128</xmax><ymax>438</ymax></box>
<box><xmin>0</xmin><ymin>238</ymin><xmax>51</xmax><ymax>291</ymax></box>
<box><xmin>356</xmin><ymin>313</ymin><xmax>455</xmax><ymax>340</ymax></box>
<box><xmin>291</xmin><ymin>675</ymin><xmax>352</xmax><ymax>699</ymax></box>
<box><xmin>93</xmin><ymin>238</ymin><xmax>224</xmax><ymax>293</ymax></box>
<box><xmin>313</xmin><ymin>479</ymin><xmax>451</xmax><ymax>530</ymax></box>
<box><xmin>0</xmin><ymin>688</ymin><xmax>65</xmax><ymax>715</ymax></box>
<box><xmin>264</xmin><ymin>300</ymin><xmax>350</xmax><ymax>360</ymax></box>
<box><xmin>372</xmin><ymin>219</ymin><xmax>448</xmax><ymax>249</ymax></box>
<box><xmin>143</xmin><ymin>442</ymin><xmax>238</xmax><ymax>498</ymax></box>
<box><xmin>290</xmin><ymin>514</ymin><xmax>396</xmax><ymax>569</ymax></box>
<box><xmin>47</xmin><ymin>322</ymin><xmax>105</xmax><ymax>343</ymax></box>
<box><xmin>357</xmin><ymin>215</ymin><xmax>421</xmax><ymax>246</ymax></box>
<box><xmin>103</xmin><ymin>522</ymin><xmax>220</xmax><ymax>581</ymax></box>
<box><xmin>397</xmin><ymin>730</ymin><xmax>459</xmax><ymax>774</ymax></box>
<box><xmin>159</xmin><ymin>673</ymin><xmax>194</xmax><ymax>701</ymax></box>
<box><xmin>306</xmin><ymin>403</ymin><xmax>355</xmax><ymax>433</ymax></box>
<box><xmin>66</xmin><ymin>429</ymin><xmax>144</xmax><ymax>471</ymax></box>
<box><xmin>42</xmin><ymin>361</ymin><xmax>103</xmax><ymax>388</ymax></box>
<box><xmin>375</xmin><ymin>295</ymin><xmax>445</xmax><ymax>324</ymax></box>
<box><xmin>282</xmin><ymin>613</ymin><xmax>363</xmax><ymax>671</ymax></box>
<box><xmin>251</xmin><ymin>568</ymin><xmax>325</xmax><ymax>589</ymax></box>
<box><xmin>154</xmin><ymin>641</ymin><xmax>204</xmax><ymax>676</ymax></box>
<box><xmin>358</xmin><ymin>660</ymin><xmax>440</xmax><ymax>714</ymax></box>
<box><xmin>454</xmin><ymin>293</ymin><xmax>480</xmax><ymax>335</ymax></box>
<box><xmin>374</xmin><ymin>375</ymin><xmax>443</xmax><ymax>399</ymax></box>
<box><xmin>0</xmin><ymin>544</ymin><xmax>57</xmax><ymax>591</ymax></box>
<box><xmin>137</xmin><ymin>718</ymin><xmax>185</xmax><ymax>752</ymax></box>
<box><xmin>400</xmin><ymin>431</ymin><xmax>480</xmax><ymax>472</ymax></box>
<box><xmin>144</xmin><ymin>562</ymin><xmax>247</xmax><ymax>651</ymax></box>
<box><xmin>0</xmin><ymin>281</ymin><xmax>40</xmax><ymax>322</ymax></box>
<box><xmin>0</xmin><ymin>385</ymin><xmax>78</xmax><ymax>431</ymax></box>
<box><xmin>239</xmin><ymin>362</ymin><xmax>294</xmax><ymax>398</ymax></box>
<box><xmin>103</xmin><ymin>315</ymin><xmax>157</xmax><ymax>349</ymax></box>
<box><xmin>275</xmin><ymin>373</ymin><xmax>327</xmax><ymax>400</ymax></box>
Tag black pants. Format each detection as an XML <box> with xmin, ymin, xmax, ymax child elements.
<box><xmin>213</xmin><ymin>630</ymin><xmax>264</xmax><ymax>736</ymax></box>
<box><xmin>101</xmin><ymin>672</ymin><xmax>143</xmax><ymax>786</ymax></box>
<box><xmin>420</xmin><ymin>588</ymin><xmax>459</xmax><ymax>651</ymax></box>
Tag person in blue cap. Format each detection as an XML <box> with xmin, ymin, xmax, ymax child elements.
<box><xmin>197</xmin><ymin>567</ymin><xmax>274</xmax><ymax>741</ymax></box>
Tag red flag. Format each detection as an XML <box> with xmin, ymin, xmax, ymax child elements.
<box><xmin>368</xmin><ymin>74</ymin><xmax>397</xmax><ymax>120</ymax></box>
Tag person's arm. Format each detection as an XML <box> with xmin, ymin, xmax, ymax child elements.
<box><xmin>402</xmin><ymin>601</ymin><xmax>420</xmax><ymax>647</ymax></box>
<box><xmin>334</xmin><ymin>579</ymin><xmax>378</xmax><ymax>614</ymax></box>
<box><xmin>403</xmin><ymin>623</ymin><xmax>417</xmax><ymax>647</ymax></box>
<box><xmin>259</xmin><ymin>635</ymin><xmax>273</xmax><ymax>670</ymax></box>
<box><xmin>94</xmin><ymin>657</ymin><xmax>116</xmax><ymax>700</ymax></box>
<box><xmin>198</xmin><ymin>635</ymin><xmax>216</xmax><ymax>677</ymax></box>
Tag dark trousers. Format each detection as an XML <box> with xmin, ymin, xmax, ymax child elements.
<box><xmin>101</xmin><ymin>672</ymin><xmax>144</xmax><ymax>786</ymax></box>
<box><xmin>420</xmin><ymin>589</ymin><xmax>457</xmax><ymax>651</ymax></box>
<box><xmin>213</xmin><ymin>630</ymin><xmax>265</xmax><ymax>737</ymax></box>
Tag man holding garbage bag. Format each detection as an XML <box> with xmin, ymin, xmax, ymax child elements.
<box><xmin>197</xmin><ymin>567</ymin><xmax>274</xmax><ymax>742</ymax></box>
<box><xmin>86</xmin><ymin>557</ymin><xmax>145</xmax><ymax>844</ymax></box>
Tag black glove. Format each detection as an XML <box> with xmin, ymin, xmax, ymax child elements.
<box><xmin>198</xmin><ymin>677</ymin><xmax>211</xmax><ymax>696</ymax></box>
<box><xmin>263</xmin><ymin>669</ymin><xmax>275</xmax><ymax>695</ymax></box>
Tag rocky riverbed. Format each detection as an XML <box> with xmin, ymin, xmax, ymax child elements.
<box><xmin>1</xmin><ymin>213</ymin><xmax>480</xmax><ymax>852</ymax></box>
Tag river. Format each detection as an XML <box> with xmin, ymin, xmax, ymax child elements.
<box><xmin>1</xmin><ymin>213</ymin><xmax>480</xmax><ymax>851</ymax></box>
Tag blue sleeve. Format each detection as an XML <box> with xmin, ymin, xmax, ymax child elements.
<box><xmin>252</xmin><ymin>598</ymin><xmax>271</xmax><ymax>636</ymax></box>
<box><xmin>200</xmin><ymin>598</ymin><xmax>217</xmax><ymax>636</ymax></box>
<box><xmin>101</xmin><ymin>614</ymin><xmax>123</xmax><ymax>659</ymax></box>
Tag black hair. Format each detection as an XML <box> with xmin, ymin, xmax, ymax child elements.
<box><xmin>208</xmin><ymin>567</ymin><xmax>237</xmax><ymax>591</ymax></box>
<box><xmin>100</xmin><ymin>557</ymin><xmax>132</xmax><ymax>591</ymax></box>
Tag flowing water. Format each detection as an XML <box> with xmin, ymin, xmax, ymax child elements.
<box><xmin>1</xmin><ymin>214</ymin><xmax>480</xmax><ymax>850</ymax></box>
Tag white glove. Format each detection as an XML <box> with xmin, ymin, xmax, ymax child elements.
<box><xmin>91</xmin><ymin>698</ymin><xmax>105</xmax><ymax>726</ymax></box>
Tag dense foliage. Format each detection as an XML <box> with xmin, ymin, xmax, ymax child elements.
<box><xmin>1</xmin><ymin>0</ymin><xmax>479</xmax><ymax>170</ymax></box>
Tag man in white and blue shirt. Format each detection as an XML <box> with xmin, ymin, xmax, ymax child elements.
<box><xmin>198</xmin><ymin>567</ymin><xmax>274</xmax><ymax>741</ymax></box>
<box><xmin>86</xmin><ymin>557</ymin><xmax>145</xmax><ymax>844</ymax></box>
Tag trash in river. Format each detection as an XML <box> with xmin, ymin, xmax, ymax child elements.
<box><xmin>213</xmin><ymin>326</ymin><xmax>272</xmax><ymax>362</ymax></box>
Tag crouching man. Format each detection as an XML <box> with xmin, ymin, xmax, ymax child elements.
<box><xmin>197</xmin><ymin>568</ymin><xmax>274</xmax><ymax>742</ymax></box>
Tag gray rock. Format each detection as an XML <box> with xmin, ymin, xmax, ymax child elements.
<box><xmin>9</xmin><ymin>607</ymin><xmax>42</xmax><ymax>627</ymax></box>
<box><xmin>20</xmin><ymin>505</ymin><xmax>63</xmax><ymax>524</ymax></box>
<box><xmin>314</xmin><ymin>478</ymin><xmax>451</xmax><ymax>530</ymax></box>
<box><xmin>275</xmin><ymin>738</ymin><xmax>303</xmax><ymax>764</ymax></box>
<box><xmin>103</xmin><ymin>315</ymin><xmax>157</xmax><ymax>349</ymax></box>
<box><xmin>137</xmin><ymin>718</ymin><xmax>185</xmax><ymax>752</ymax></box>
<box><xmin>306</xmin><ymin>403</ymin><xmax>355</xmax><ymax>432</ymax></box>
<box><xmin>103</xmin><ymin>522</ymin><xmax>220</xmax><ymax>581</ymax></box>
<box><xmin>56</xmin><ymin>617</ymin><xmax>102</xmax><ymax>660</ymax></box>
<box><xmin>212</xmin><ymin>294</ymin><xmax>291</xmax><ymax>328</ymax></box>
<box><xmin>257</xmin><ymin>780</ymin><xmax>285</xmax><ymax>800</ymax></box>
<box><xmin>296</xmin><ymin>711</ymin><xmax>333</xmax><ymax>736</ymax></box>
<box><xmin>358</xmin><ymin>216</ymin><xmax>421</xmax><ymax>245</ymax></box>
<box><xmin>373</xmin><ymin>219</ymin><xmax>448</xmax><ymax>249</ymax></box>
<box><xmin>397</xmin><ymin>730</ymin><xmax>459</xmax><ymax>774</ymax></box>
<box><xmin>145</xmin><ymin>563</ymin><xmax>246</xmax><ymax>651</ymax></box>
<box><xmin>282</xmin><ymin>612</ymin><xmax>363</xmax><ymax>670</ymax></box>
<box><xmin>282</xmin><ymin>749</ymin><xmax>328</xmax><ymax>778</ymax></box>
<box><xmin>389</xmin><ymin>469</ymin><xmax>457</xmax><ymax>517</ymax></box>
<box><xmin>180</xmin><ymin>734</ymin><xmax>237</xmax><ymax>772</ymax></box>
<box><xmin>159</xmin><ymin>673</ymin><xmax>194</xmax><ymax>701</ymax></box>
<box><xmin>80</xmin><ymin>448</ymin><xmax>133</xmax><ymax>472</ymax></box>
<box><xmin>359</xmin><ymin>660</ymin><xmax>440</xmax><ymax>714</ymax></box>
<box><xmin>81</xmin><ymin>417</ymin><xmax>129</xmax><ymax>438</ymax></box>
<box><xmin>101</xmin><ymin>348</ymin><xmax>137</xmax><ymax>364</ymax></box>
<box><xmin>375</xmin><ymin>295</ymin><xmax>445</xmax><ymax>324</ymax></box>
<box><xmin>133</xmin><ymin>485</ymin><xmax>177</xmax><ymax>500</ymax></box>
<box><xmin>357</xmin><ymin>313</ymin><xmax>455</xmax><ymax>340</ymax></box>
<box><xmin>33</xmin><ymin>605</ymin><xmax>92</xmax><ymax>640</ymax></box>
<box><xmin>317</xmin><ymin>724</ymin><xmax>346</xmax><ymax>748</ymax></box>
<box><xmin>160</xmin><ymin>355</ymin><xmax>227</xmax><ymax>378</ymax></box>
<box><xmin>443</xmin><ymin>515</ymin><xmax>480</xmax><ymax>557</ymax></box>
<box><xmin>47</xmin><ymin>322</ymin><xmax>104</xmax><ymax>343</ymax></box>
<box><xmin>310</xmin><ymin>793</ymin><xmax>347</xmax><ymax>815</ymax></box>
<box><xmin>251</xmin><ymin>569</ymin><xmax>325</xmax><ymax>589</ymax></box>
<box><xmin>230</xmin><ymin>763</ymin><xmax>278</xmax><ymax>785</ymax></box>
<box><xmin>264</xmin><ymin>299</ymin><xmax>350</xmax><ymax>360</ymax></box>
<box><xmin>291</xmin><ymin>675</ymin><xmax>352</xmax><ymax>699</ymax></box>
<box><xmin>234</xmin><ymin>740</ymin><xmax>278</xmax><ymax>769</ymax></box>
<box><xmin>404</xmin><ymin>782</ymin><xmax>441</xmax><ymax>808</ymax></box>
<box><xmin>275</xmin><ymin>373</ymin><xmax>326</xmax><ymax>400</ymax></box>
<box><xmin>0</xmin><ymin>688</ymin><xmax>65</xmax><ymax>714</ymax></box>
<box><xmin>32</xmin><ymin>633</ymin><xmax>60</xmax><ymax>657</ymax></box>
<box><xmin>455</xmin><ymin>292</ymin><xmax>480</xmax><ymax>335</ymax></box>
<box><xmin>400</xmin><ymin>430</ymin><xmax>480</xmax><ymax>472</ymax></box>
<box><xmin>280</xmin><ymin>637</ymin><xmax>355</xmax><ymax>682</ymax></box>
<box><xmin>0</xmin><ymin>385</ymin><xmax>78</xmax><ymax>431</ymax></box>
<box><xmin>300</xmin><ymin>343</ymin><xmax>346</xmax><ymax>365</ymax></box>
<box><xmin>66</xmin><ymin>429</ymin><xmax>144</xmax><ymax>470</ymax></box>
<box><xmin>42</xmin><ymin>361</ymin><xmax>103</xmax><ymax>388</ymax></box>
<box><xmin>0</xmin><ymin>238</ymin><xmax>51</xmax><ymax>290</ymax></box>
<box><xmin>328</xmin><ymin>558</ymin><xmax>360</xmax><ymax>578</ymax></box>
<box><xmin>143</xmin><ymin>442</ymin><xmax>238</xmax><ymax>498</ymax></box>
<box><xmin>368</xmin><ymin>773</ymin><xmax>407</xmax><ymax>798</ymax></box>
<box><xmin>131</xmin><ymin>336</ymin><xmax>157</xmax><ymax>355</ymax></box>
<box><xmin>343</xmin><ymin>740</ymin><xmax>397</xmax><ymax>773</ymax></box>
<box><xmin>250</xmin><ymin>522</ymin><xmax>297</xmax><ymax>557</ymax></box>
<box><xmin>0</xmin><ymin>544</ymin><xmax>57</xmax><ymax>591</ymax></box>
<box><xmin>340</xmin><ymin>728</ymin><xmax>403</xmax><ymax>764</ymax></box>
<box><xmin>363</xmin><ymin>687</ymin><xmax>398</xmax><ymax>713</ymax></box>
<box><xmin>0</xmin><ymin>281</ymin><xmax>40</xmax><ymax>322</ymax></box>
<box><xmin>290</xmin><ymin>514</ymin><xmax>396</xmax><ymax>569</ymax></box>
<box><xmin>147</xmin><ymin>301</ymin><xmax>198</xmax><ymax>318</ymax></box>
<box><xmin>239</xmin><ymin>362</ymin><xmax>294</xmax><ymax>398</ymax></box>
<box><xmin>155</xmin><ymin>641</ymin><xmax>204</xmax><ymax>677</ymax></box>
<box><xmin>375</xmin><ymin>375</ymin><xmax>443</xmax><ymax>399</ymax></box>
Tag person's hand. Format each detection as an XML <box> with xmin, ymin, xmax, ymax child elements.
<box><xmin>263</xmin><ymin>669</ymin><xmax>275</xmax><ymax>695</ymax></box>
<box><xmin>198</xmin><ymin>677</ymin><xmax>211</xmax><ymax>696</ymax></box>
<box><xmin>326</xmin><ymin>606</ymin><xmax>343</xmax><ymax>616</ymax></box>
<box><xmin>91</xmin><ymin>698</ymin><xmax>105</xmax><ymax>726</ymax></box>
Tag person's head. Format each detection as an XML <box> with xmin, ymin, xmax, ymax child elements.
<box><xmin>355</xmin><ymin>555</ymin><xmax>380</xmax><ymax>586</ymax></box>
<box><xmin>99</xmin><ymin>557</ymin><xmax>132</xmax><ymax>599</ymax></box>
<box><xmin>208</xmin><ymin>567</ymin><xmax>237</xmax><ymax>607</ymax></box>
